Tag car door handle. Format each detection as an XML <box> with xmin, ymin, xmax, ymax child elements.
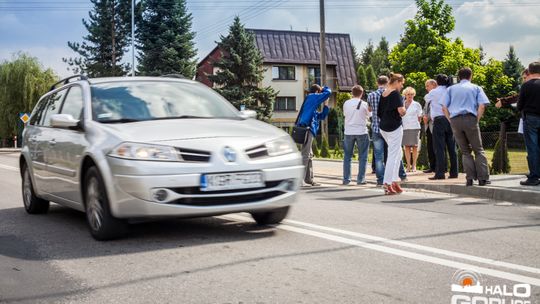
<box><xmin>49</xmin><ymin>140</ymin><xmax>57</xmax><ymax>146</ymax></box>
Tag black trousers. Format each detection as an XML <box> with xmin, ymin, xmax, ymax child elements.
<box><xmin>433</xmin><ymin>117</ymin><xmax>458</xmax><ymax>178</ymax></box>
<box><xmin>426</xmin><ymin>127</ymin><xmax>436</xmax><ymax>171</ymax></box>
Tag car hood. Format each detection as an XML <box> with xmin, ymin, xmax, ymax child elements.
<box><xmin>98</xmin><ymin>118</ymin><xmax>284</xmax><ymax>143</ymax></box>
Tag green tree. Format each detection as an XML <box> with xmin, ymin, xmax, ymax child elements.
<box><xmin>0</xmin><ymin>53</ymin><xmax>57</xmax><ymax>139</ymax></box>
<box><xmin>336</xmin><ymin>92</ymin><xmax>352</xmax><ymax>111</ymax></box>
<box><xmin>328</xmin><ymin>108</ymin><xmax>343</xmax><ymax>138</ymax></box>
<box><xmin>491</xmin><ymin>136</ymin><xmax>510</xmax><ymax>174</ymax></box>
<box><xmin>360</xmin><ymin>40</ymin><xmax>374</xmax><ymax>66</ymax></box>
<box><xmin>371</xmin><ymin>37</ymin><xmax>391</xmax><ymax>76</ymax></box>
<box><xmin>64</xmin><ymin>0</ymin><xmax>132</xmax><ymax>77</ymax></box>
<box><xmin>389</xmin><ymin>0</ymin><xmax>455</xmax><ymax>77</ymax></box>
<box><xmin>503</xmin><ymin>46</ymin><xmax>524</xmax><ymax>91</ymax></box>
<box><xmin>137</xmin><ymin>0</ymin><xmax>197</xmax><ymax>77</ymax></box>
<box><xmin>404</xmin><ymin>72</ymin><xmax>429</xmax><ymax>100</ymax></box>
<box><xmin>365</xmin><ymin>65</ymin><xmax>377</xmax><ymax>91</ymax></box>
<box><xmin>477</xmin><ymin>59</ymin><xmax>514</xmax><ymax>131</ymax></box>
<box><xmin>208</xmin><ymin>17</ymin><xmax>277</xmax><ymax>121</ymax></box>
<box><xmin>357</xmin><ymin>65</ymin><xmax>367</xmax><ymax>88</ymax></box>
<box><xmin>351</xmin><ymin>45</ymin><xmax>361</xmax><ymax>71</ymax></box>
<box><xmin>438</xmin><ymin>38</ymin><xmax>482</xmax><ymax>76</ymax></box>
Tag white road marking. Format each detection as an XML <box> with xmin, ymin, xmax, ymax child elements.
<box><xmin>281</xmin><ymin>218</ymin><xmax>540</xmax><ymax>275</ymax></box>
<box><xmin>224</xmin><ymin>214</ymin><xmax>540</xmax><ymax>286</ymax></box>
<box><xmin>0</xmin><ymin>164</ymin><xmax>18</xmax><ymax>172</ymax></box>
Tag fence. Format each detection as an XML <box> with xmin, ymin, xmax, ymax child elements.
<box><xmin>315</xmin><ymin>131</ymin><xmax>528</xmax><ymax>175</ymax></box>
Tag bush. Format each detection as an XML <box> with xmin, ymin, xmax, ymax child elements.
<box><xmin>333</xmin><ymin>140</ymin><xmax>344</xmax><ymax>158</ymax></box>
<box><xmin>320</xmin><ymin>135</ymin><xmax>330</xmax><ymax>158</ymax></box>
<box><xmin>417</xmin><ymin>131</ymin><xmax>429</xmax><ymax>170</ymax></box>
<box><xmin>312</xmin><ymin>137</ymin><xmax>320</xmax><ymax>158</ymax></box>
<box><xmin>491</xmin><ymin>137</ymin><xmax>510</xmax><ymax>174</ymax></box>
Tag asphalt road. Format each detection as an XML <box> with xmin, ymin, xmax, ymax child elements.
<box><xmin>1</xmin><ymin>151</ymin><xmax>539</xmax><ymax>304</ymax></box>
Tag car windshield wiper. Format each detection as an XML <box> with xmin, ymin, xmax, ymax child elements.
<box><xmin>99</xmin><ymin>118</ymin><xmax>147</xmax><ymax>124</ymax></box>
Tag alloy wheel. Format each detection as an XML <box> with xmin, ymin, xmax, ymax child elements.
<box><xmin>86</xmin><ymin>177</ymin><xmax>104</xmax><ymax>232</ymax></box>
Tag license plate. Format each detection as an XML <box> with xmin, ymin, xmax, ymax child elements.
<box><xmin>201</xmin><ymin>172</ymin><xmax>265</xmax><ymax>192</ymax></box>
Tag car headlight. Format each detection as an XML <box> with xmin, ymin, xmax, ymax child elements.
<box><xmin>109</xmin><ymin>142</ymin><xmax>182</xmax><ymax>161</ymax></box>
<box><xmin>265</xmin><ymin>137</ymin><xmax>296</xmax><ymax>157</ymax></box>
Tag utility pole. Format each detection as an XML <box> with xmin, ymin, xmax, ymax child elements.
<box><xmin>131</xmin><ymin>0</ymin><xmax>135</xmax><ymax>76</ymax></box>
<box><xmin>319</xmin><ymin>0</ymin><xmax>328</xmax><ymax>139</ymax></box>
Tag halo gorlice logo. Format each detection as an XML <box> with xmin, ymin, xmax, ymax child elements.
<box><xmin>451</xmin><ymin>269</ymin><xmax>532</xmax><ymax>304</ymax></box>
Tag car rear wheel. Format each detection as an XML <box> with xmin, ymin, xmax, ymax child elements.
<box><xmin>84</xmin><ymin>167</ymin><xmax>128</xmax><ymax>241</ymax></box>
<box><xmin>21</xmin><ymin>164</ymin><xmax>50</xmax><ymax>214</ymax></box>
<box><xmin>250</xmin><ymin>206</ymin><xmax>290</xmax><ymax>225</ymax></box>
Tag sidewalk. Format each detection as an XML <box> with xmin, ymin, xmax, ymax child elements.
<box><xmin>312</xmin><ymin>159</ymin><xmax>540</xmax><ymax>205</ymax></box>
<box><xmin>0</xmin><ymin>148</ymin><xmax>21</xmax><ymax>153</ymax></box>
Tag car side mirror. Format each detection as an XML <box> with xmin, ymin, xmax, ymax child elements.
<box><xmin>240</xmin><ymin>109</ymin><xmax>257</xmax><ymax>119</ymax></box>
<box><xmin>50</xmin><ymin>114</ymin><xmax>80</xmax><ymax>128</ymax></box>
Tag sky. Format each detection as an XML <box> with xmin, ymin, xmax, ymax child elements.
<box><xmin>1</xmin><ymin>0</ymin><xmax>539</xmax><ymax>78</ymax></box>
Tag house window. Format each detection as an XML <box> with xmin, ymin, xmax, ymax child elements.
<box><xmin>274</xmin><ymin>97</ymin><xmax>296</xmax><ymax>111</ymax></box>
<box><xmin>308</xmin><ymin>67</ymin><xmax>321</xmax><ymax>85</ymax></box>
<box><xmin>272</xmin><ymin>66</ymin><xmax>295</xmax><ymax>80</ymax></box>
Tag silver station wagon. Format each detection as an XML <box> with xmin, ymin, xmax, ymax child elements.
<box><xmin>20</xmin><ymin>75</ymin><xmax>303</xmax><ymax>240</ymax></box>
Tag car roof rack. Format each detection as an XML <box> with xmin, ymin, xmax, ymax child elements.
<box><xmin>50</xmin><ymin>75</ymin><xmax>89</xmax><ymax>91</ymax></box>
<box><xmin>160</xmin><ymin>74</ymin><xmax>187</xmax><ymax>79</ymax></box>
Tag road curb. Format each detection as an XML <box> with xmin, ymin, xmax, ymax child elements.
<box><xmin>402</xmin><ymin>183</ymin><xmax>540</xmax><ymax>205</ymax></box>
<box><xmin>0</xmin><ymin>148</ymin><xmax>21</xmax><ymax>152</ymax></box>
<box><xmin>314</xmin><ymin>173</ymin><xmax>540</xmax><ymax>205</ymax></box>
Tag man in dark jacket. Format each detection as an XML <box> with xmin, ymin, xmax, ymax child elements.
<box><xmin>518</xmin><ymin>62</ymin><xmax>540</xmax><ymax>186</ymax></box>
<box><xmin>297</xmin><ymin>84</ymin><xmax>331</xmax><ymax>186</ymax></box>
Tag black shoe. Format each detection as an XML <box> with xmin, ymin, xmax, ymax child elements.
<box><xmin>448</xmin><ymin>175</ymin><xmax>458</xmax><ymax>179</ymax></box>
<box><xmin>520</xmin><ymin>179</ymin><xmax>540</xmax><ymax>186</ymax></box>
<box><xmin>423</xmin><ymin>169</ymin><xmax>434</xmax><ymax>173</ymax></box>
<box><xmin>478</xmin><ymin>180</ymin><xmax>489</xmax><ymax>186</ymax></box>
<box><xmin>466</xmin><ymin>179</ymin><xmax>473</xmax><ymax>186</ymax></box>
<box><xmin>428</xmin><ymin>175</ymin><xmax>445</xmax><ymax>180</ymax></box>
<box><xmin>310</xmin><ymin>182</ymin><xmax>321</xmax><ymax>187</ymax></box>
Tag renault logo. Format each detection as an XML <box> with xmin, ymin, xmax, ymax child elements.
<box><xmin>223</xmin><ymin>146</ymin><xmax>237</xmax><ymax>162</ymax></box>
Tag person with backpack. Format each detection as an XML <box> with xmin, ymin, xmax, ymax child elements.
<box><xmin>296</xmin><ymin>84</ymin><xmax>332</xmax><ymax>186</ymax></box>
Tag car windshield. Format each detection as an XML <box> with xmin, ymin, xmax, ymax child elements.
<box><xmin>90</xmin><ymin>81</ymin><xmax>240</xmax><ymax>123</ymax></box>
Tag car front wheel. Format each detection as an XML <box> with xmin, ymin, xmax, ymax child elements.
<box><xmin>250</xmin><ymin>206</ymin><xmax>290</xmax><ymax>225</ymax></box>
<box><xmin>84</xmin><ymin>167</ymin><xmax>128</xmax><ymax>241</ymax></box>
<box><xmin>21</xmin><ymin>164</ymin><xmax>49</xmax><ymax>214</ymax></box>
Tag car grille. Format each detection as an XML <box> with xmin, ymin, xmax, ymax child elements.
<box><xmin>170</xmin><ymin>191</ymin><xmax>284</xmax><ymax>207</ymax></box>
<box><xmin>170</xmin><ymin>180</ymin><xmax>283</xmax><ymax>195</ymax></box>
<box><xmin>167</xmin><ymin>180</ymin><xmax>287</xmax><ymax>207</ymax></box>
<box><xmin>177</xmin><ymin>148</ymin><xmax>211</xmax><ymax>162</ymax></box>
<box><xmin>245</xmin><ymin>145</ymin><xmax>268</xmax><ymax>159</ymax></box>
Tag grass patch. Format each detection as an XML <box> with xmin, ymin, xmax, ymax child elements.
<box><xmin>318</xmin><ymin>148</ymin><xmax>528</xmax><ymax>175</ymax></box>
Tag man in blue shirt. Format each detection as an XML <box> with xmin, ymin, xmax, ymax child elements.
<box><xmin>368</xmin><ymin>76</ymin><xmax>408</xmax><ymax>186</ymax></box>
<box><xmin>297</xmin><ymin>84</ymin><xmax>331</xmax><ymax>186</ymax></box>
<box><xmin>443</xmin><ymin>67</ymin><xmax>491</xmax><ymax>186</ymax></box>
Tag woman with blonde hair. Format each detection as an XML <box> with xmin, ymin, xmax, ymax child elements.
<box><xmin>377</xmin><ymin>73</ymin><xmax>406</xmax><ymax>195</ymax></box>
<box><xmin>401</xmin><ymin>86</ymin><xmax>423</xmax><ymax>172</ymax></box>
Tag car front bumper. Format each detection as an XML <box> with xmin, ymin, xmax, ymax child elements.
<box><xmin>105</xmin><ymin>157</ymin><xmax>304</xmax><ymax>218</ymax></box>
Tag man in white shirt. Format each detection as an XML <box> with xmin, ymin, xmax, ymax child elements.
<box><xmin>343</xmin><ymin>85</ymin><xmax>372</xmax><ymax>185</ymax></box>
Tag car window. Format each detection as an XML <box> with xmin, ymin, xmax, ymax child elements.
<box><xmin>41</xmin><ymin>89</ymin><xmax>67</xmax><ymax>127</ymax></box>
<box><xmin>60</xmin><ymin>86</ymin><xmax>84</xmax><ymax>120</ymax></box>
<box><xmin>90</xmin><ymin>81</ymin><xmax>240</xmax><ymax>123</ymax></box>
<box><xmin>29</xmin><ymin>96</ymin><xmax>49</xmax><ymax>126</ymax></box>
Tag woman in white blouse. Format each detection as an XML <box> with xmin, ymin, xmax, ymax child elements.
<box><xmin>401</xmin><ymin>87</ymin><xmax>423</xmax><ymax>172</ymax></box>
